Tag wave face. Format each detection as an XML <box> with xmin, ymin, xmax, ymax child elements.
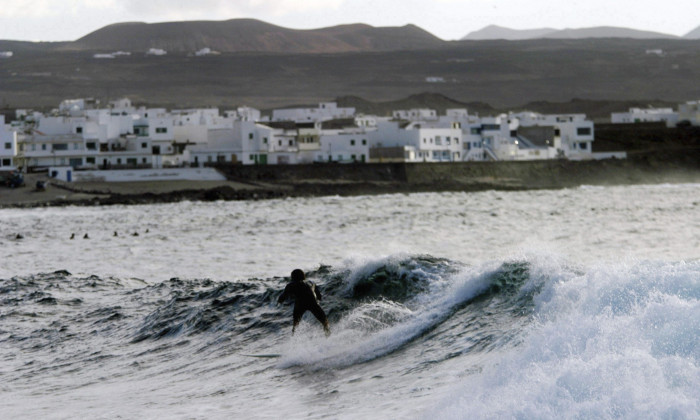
<box><xmin>2</xmin><ymin>255</ymin><xmax>697</xmax><ymax>419</ymax></box>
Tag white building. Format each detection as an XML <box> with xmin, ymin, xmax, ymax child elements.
<box><xmin>0</xmin><ymin>116</ymin><xmax>18</xmax><ymax>169</ymax></box>
<box><xmin>272</xmin><ymin>102</ymin><xmax>355</xmax><ymax>123</ymax></box>
<box><xmin>512</xmin><ymin>112</ymin><xmax>594</xmax><ymax>159</ymax></box>
<box><xmin>392</xmin><ymin>109</ymin><xmax>438</xmax><ymax>122</ymax></box>
<box><xmin>367</xmin><ymin>120</ymin><xmax>462</xmax><ymax>163</ymax></box>
<box><xmin>611</xmin><ymin>107</ymin><xmax>679</xmax><ymax>127</ymax></box>
<box><xmin>319</xmin><ymin>127</ymin><xmax>371</xmax><ymax>163</ymax></box>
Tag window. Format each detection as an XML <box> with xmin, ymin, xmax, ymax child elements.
<box><xmin>76</xmin><ymin>127</ymin><xmax>83</xmax><ymax>134</ymax></box>
<box><xmin>86</xmin><ymin>142</ymin><xmax>96</xmax><ymax>150</ymax></box>
<box><xmin>577</xmin><ymin>127</ymin><xmax>591</xmax><ymax>136</ymax></box>
<box><xmin>86</xmin><ymin>157</ymin><xmax>95</xmax><ymax>164</ymax></box>
<box><xmin>471</xmin><ymin>127</ymin><xmax>481</xmax><ymax>135</ymax></box>
<box><xmin>278</xmin><ymin>140</ymin><xmax>282</xmax><ymax>146</ymax></box>
<box><xmin>435</xmin><ymin>136</ymin><xmax>442</xmax><ymax>145</ymax></box>
<box><xmin>142</xmin><ymin>142</ymin><xmax>148</xmax><ymax>148</ymax></box>
<box><xmin>350</xmin><ymin>139</ymin><xmax>355</xmax><ymax>146</ymax></box>
<box><xmin>42</xmin><ymin>144</ymin><xmax>47</xmax><ymax>150</ymax></box>
<box><xmin>263</xmin><ymin>137</ymin><xmax>268</xmax><ymax>144</ymax></box>
<box><xmin>117</xmin><ymin>158</ymin><xmax>122</xmax><ymax>164</ymax></box>
<box><xmin>4</xmin><ymin>142</ymin><xmax>10</xmax><ymax>149</ymax></box>
<box><xmin>54</xmin><ymin>144</ymin><xmax>68</xmax><ymax>151</ymax></box>
<box><xmin>362</xmin><ymin>139</ymin><xmax>367</xmax><ymax>145</ymax></box>
<box><xmin>289</xmin><ymin>140</ymin><xmax>293</xmax><ymax>146</ymax></box>
<box><xmin>248</xmin><ymin>133</ymin><xmax>254</xmax><ymax>140</ymax></box>
<box><xmin>579</xmin><ymin>142</ymin><xmax>588</xmax><ymax>150</ymax></box>
<box><xmin>155</xmin><ymin>127</ymin><xmax>167</xmax><ymax>134</ymax></box>
<box><xmin>2</xmin><ymin>159</ymin><xmax>10</xmax><ymax>166</ymax></box>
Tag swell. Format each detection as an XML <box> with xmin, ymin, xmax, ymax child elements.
<box><xmin>0</xmin><ymin>257</ymin><xmax>541</xmax><ymax>372</ymax></box>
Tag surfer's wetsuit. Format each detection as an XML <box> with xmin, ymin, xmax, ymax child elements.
<box><xmin>278</xmin><ymin>269</ymin><xmax>330</xmax><ymax>336</ymax></box>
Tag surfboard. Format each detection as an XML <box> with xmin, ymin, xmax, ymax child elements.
<box><xmin>240</xmin><ymin>353</ymin><xmax>281</xmax><ymax>358</ymax></box>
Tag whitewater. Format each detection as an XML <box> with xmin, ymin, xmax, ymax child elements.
<box><xmin>1</xmin><ymin>183</ymin><xmax>698</xmax><ymax>419</ymax></box>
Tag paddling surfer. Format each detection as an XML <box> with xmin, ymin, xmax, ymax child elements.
<box><xmin>277</xmin><ymin>269</ymin><xmax>331</xmax><ymax>336</ymax></box>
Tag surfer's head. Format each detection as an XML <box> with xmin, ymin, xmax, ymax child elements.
<box><xmin>291</xmin><ymin>269</ymin><xmax>305</xmax><ymax>282</ymax></box>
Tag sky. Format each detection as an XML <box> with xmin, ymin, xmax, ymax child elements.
<box><xmin>0</xmin><ymin>0</ymin><xmax>698</xmax><ymax>42</ymax></box>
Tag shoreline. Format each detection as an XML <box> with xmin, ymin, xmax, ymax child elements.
<box><xmin>1</xmin><ymin>148</ymin><xmax>699</xmax><ymax>209</ymax></box>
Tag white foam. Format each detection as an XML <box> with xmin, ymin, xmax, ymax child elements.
<box><xmin>425</xmin><ymin>259</ymin><xmax>700</xmax><ymax>419</ymax></box>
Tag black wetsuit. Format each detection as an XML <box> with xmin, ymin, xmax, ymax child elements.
<box><xmin>278</xmin><ymin>279</ymin><xmax>329</xmax><ymax>333</ymax></box>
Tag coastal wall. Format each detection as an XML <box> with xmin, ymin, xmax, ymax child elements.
<box><xmin>214</xmin><ymin>148</ymin><xmax>700</xmax><ymax>193</ymax></box>
<box><xmin>66</xmin><ymin>167</ymin><xmax>226</xmax><ymax>182</ymax></box>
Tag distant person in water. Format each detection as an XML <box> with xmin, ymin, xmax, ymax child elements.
<box><xmin>277</xmin><ymin>269</ymin><xmax>330</xmax><ymax>336</ymax></box>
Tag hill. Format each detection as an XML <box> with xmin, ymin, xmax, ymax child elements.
<box><xmin>685</xmin><ymin>25</ymin><xmax>700</xmax><ymax>39</ymax></box>
<box><xmin>462</xmin><ymin>25</ymin><xmax>558</xmax><ymax>40</ymax></box>
<box><xmin>64</xmin><ymin>19</ymin><xmax>444</xmax><ymax>53</ymax></box>
<box><xmin>463</xmin><ymin>25</ymin><xmax>679</xmax><ymax>40</ymax></box>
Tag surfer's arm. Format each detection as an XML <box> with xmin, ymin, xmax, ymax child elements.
<box><xmin>277</xmin><ymin>285</ymin><xmax>290</xmax><ymax>304</ymax></box>
<box><xmin>314</xmin><ymin>284</ymin><xmax>322</xmax><ymax>301</ymax></box>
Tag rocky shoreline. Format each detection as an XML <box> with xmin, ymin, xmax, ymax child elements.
<box><xmin>1</xmin><ymin>147</ymin><xmax>698</xmax><ymax>209</ymax></box>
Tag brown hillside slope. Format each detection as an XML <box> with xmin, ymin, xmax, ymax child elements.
<box><xmin>64</xmin><ymin>19</ymin><xmax>445</xmax><ymax>53</ymax></box>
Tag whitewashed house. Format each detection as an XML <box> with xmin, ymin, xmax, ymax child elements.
<box><xmin>392</xmin><ymin>109</ymin><xmax>438</xmax><ymax>122</ymax></box>
<box><xmin>272</xmin><ymin>102</ymin><xmax>355</xmax><ymax>123</ymax></box>
<box><xmin>225</xmin><ymin>107</ymin><xmax>261</xmax><ymax>122</ymax></box>
<box><xmin>0</xmin><ymin>116</ymin><xmax>18</xmax><ymax>169</ymax></box>
<box><xmin>367</xmin><ymin>120</ymin><xmax>462</xmax><ymax>163</ymax></box>
<box><xmin>611</xmin><ymin>107</ymin><xmax>679</xmax><ymax>127</ymax></box>
<box><xmin>319</xmin><ymin>127</ymin><xmax>371</xmax><ymax>163</ymax></box>
<box><xmin>512</xmin><ymin>112</ymin><xmax>594</xmax><ymax>159</ymax></box>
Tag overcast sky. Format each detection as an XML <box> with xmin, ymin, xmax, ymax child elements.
<box><xmin>0</xmin><ymin>0</ymin><xmax>698</xmax><ymax>42</ymax></box>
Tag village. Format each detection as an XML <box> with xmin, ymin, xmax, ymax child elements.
<box><xmin>0</xmin><ymin>97</ymin><xmax>698</xmax><ymax>183</ymax></box>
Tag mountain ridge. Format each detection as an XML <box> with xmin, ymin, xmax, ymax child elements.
<box><xmin>462</xmin><ymin>24</ymin><xmax>684</xmax><ymax>40</ymax></box>
<box><xmin>62</xmin><ymin>18</ymin><xmax>444</xmax><ymax>53</ymax></box>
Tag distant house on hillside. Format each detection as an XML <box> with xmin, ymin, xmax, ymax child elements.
<box><xmin>194</xmin><ymin>48</ymin><xmax>219</xmax><ymax>56</ymax></box>
<box><xmin>146</xmin><ymin>48</ymin><xmax>167</xmax><ymax>56</ymax></box>
<box><xmin>0</xmin><ymin>51</ymin><xmax>13</xmax><ymax>58</ymax></box>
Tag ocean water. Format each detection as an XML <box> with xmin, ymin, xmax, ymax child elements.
<box><xmin>1</xmin><ymin>183</ymin><xmax>698</xmax><ymax>419</ymax></box>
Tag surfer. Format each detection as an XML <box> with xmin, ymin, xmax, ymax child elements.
<box><xmin>277</xmin><ymin>269</ymin><xmax>331</xmax><ymax>336</ymax></box>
